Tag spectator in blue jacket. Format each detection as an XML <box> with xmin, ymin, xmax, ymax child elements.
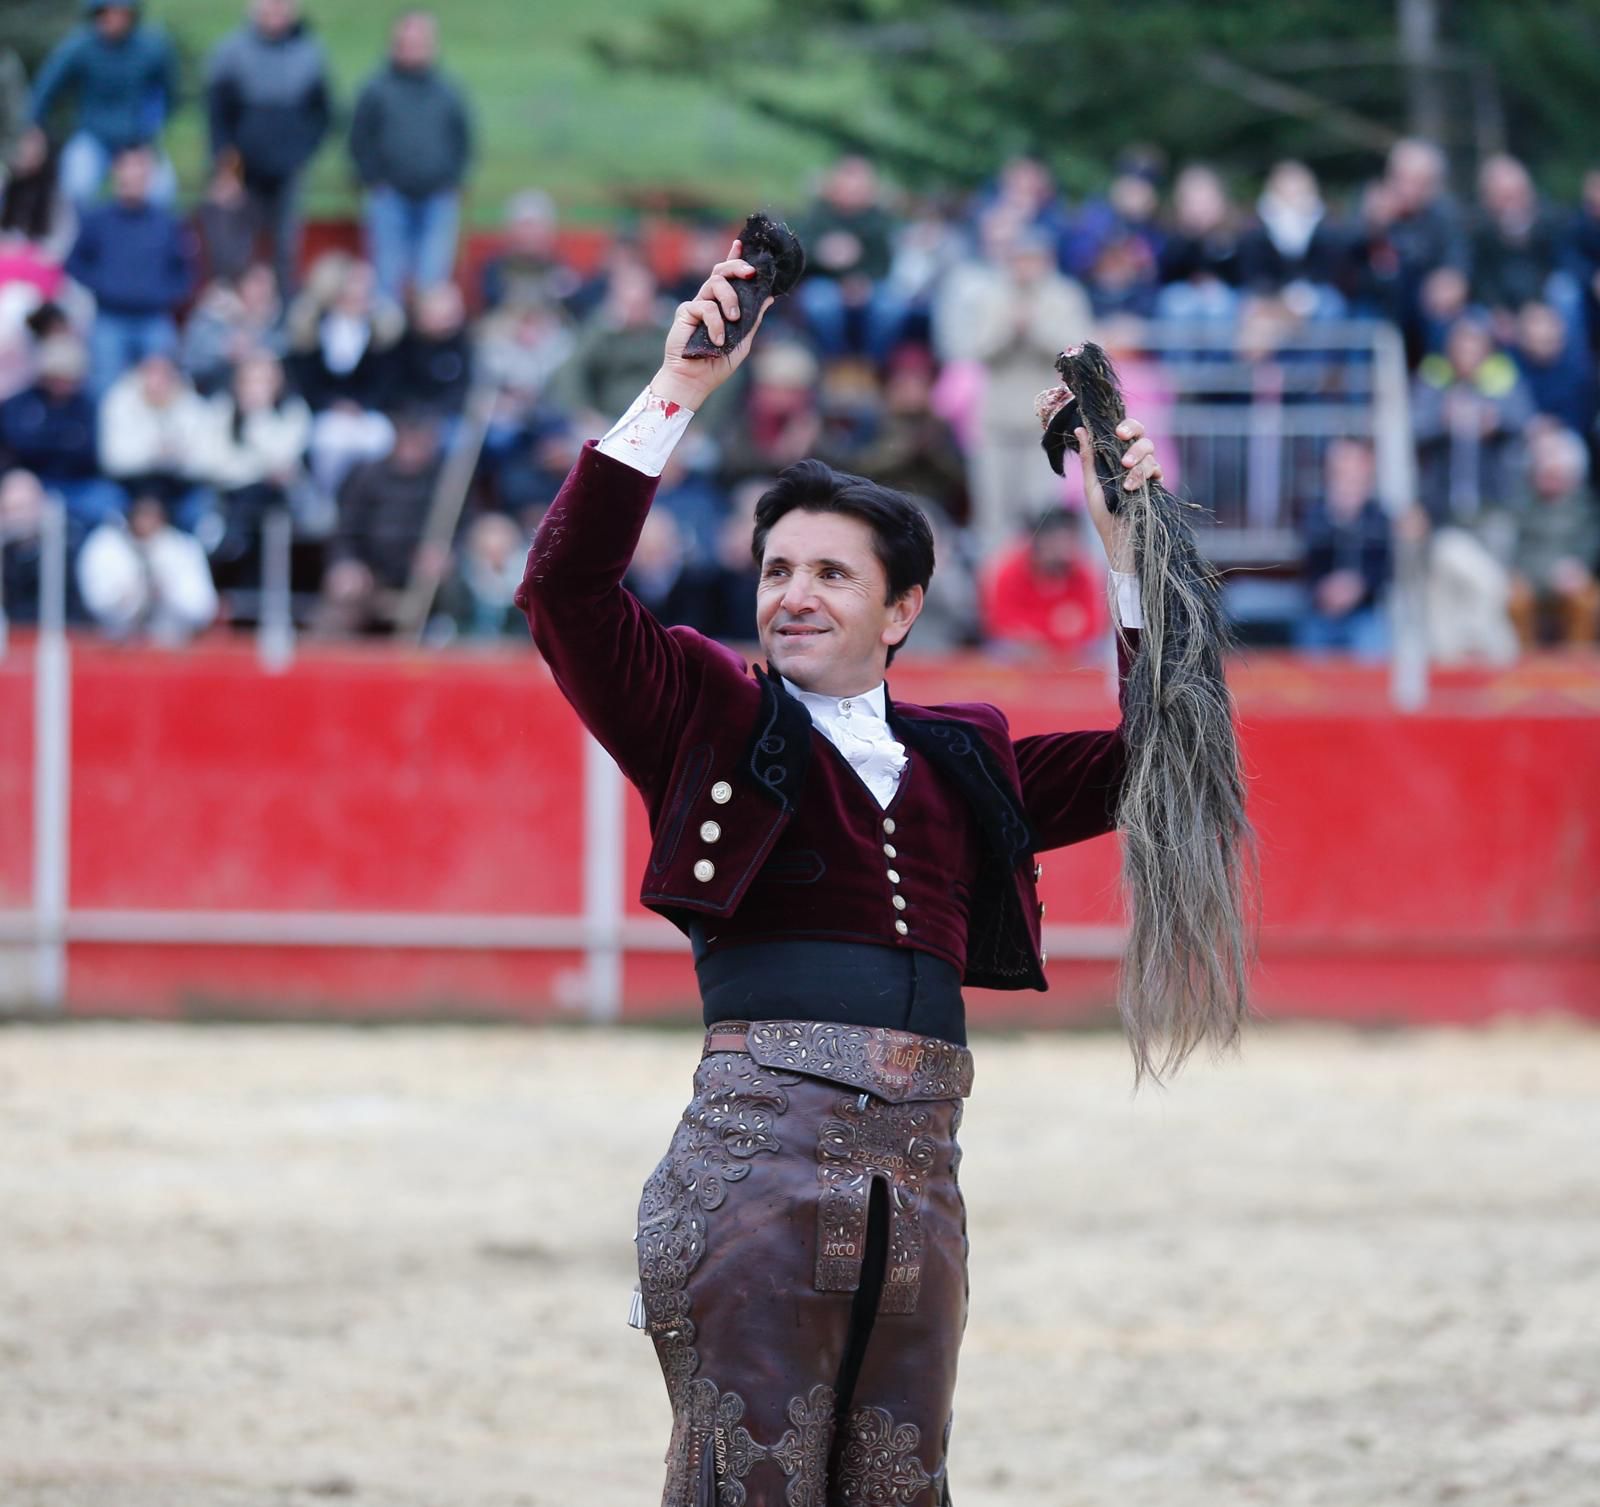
<box><xmin>66</xmin><ymin>144</ymin><xmax>196</xmax><ymax>395</ymax></box>
<box><xmin>1294</xmin><ymin>437</ymin><xmax>1394</xmax><ymax>659</ymax></box>
<box><xmin>205</xmin><ymin>0</ymin><xmax>334</xmax><ymax>296</ymax></box>
<box><xmin>18</xmin><ymin>1</ymin><xmax>180</xmax><ymax>210</ymax></box>
<box><xmin>349</xmin><ymin>11</ymin><xmax>474</xmax><ymax>302</ymax></box>
<box><xmin>0</xmin><ymin>334</ymin><xmax>124</xmax><ymax>527</ymax></box>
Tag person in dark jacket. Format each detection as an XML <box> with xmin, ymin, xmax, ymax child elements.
<box><xmin>348</xmin><ymin>11</ymin><xmax>473</xmax><ymax>302</ymax></box>
<box><xmin>205</xmin><ymin>0</ymin><xmax>334</xmax><ymax>296</ymax></box>
<box><xmin>1294</xmin><ymin>437</ymin><xmax>1393</xmax><ymax>658</ymax></box>
<box><xmin>0</xmin><ymin>334</ymin><xmax>125</xmax><ymax>526</ymax></box>
<box><xmin>65</xmin><ymin>144</ymin><xmax>196</xmax><ymax>395</ymax></box>
<box><xmin>318</xmin><ymin>409</ymin><xmax>443</xmax><ymax>633</ymax></box>
<box><xmin>395</xmin><ymin>281</ymin><xmax>472</xmax><ymax>416</ymax></box>
<box><xmin>19</xmin><ymin>0</ymin><xmax>179</xmax><ymax>209</ymax></box>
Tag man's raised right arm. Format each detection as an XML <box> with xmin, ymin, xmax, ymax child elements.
<box><xmin>514</xmin><ymin>242</ymin><xmax>773</xmax><ymax>790</ymax></box>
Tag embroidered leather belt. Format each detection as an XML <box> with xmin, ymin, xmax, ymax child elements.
<box><xmin>703</xmin><ymin>1018</ymin><xmax>974</xmax><ymax>1103</ymax></box>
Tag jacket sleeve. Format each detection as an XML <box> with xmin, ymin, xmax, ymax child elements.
<box><xmin>1011</xmin><ymin>626</ymin><xmax>1140</xmax><ymax>851</ymax></box>
<box><xmin>347</xmin><ymin>81</ymin><xmax>383</xmax><ymax>187</ymax></box>
<box><xmin>28</xmin><ymin>34</ymin><xmax>83</xmax><ymax>124</ymax></box>
<box><xmin>514</xmin><ymin>441</ymin><xmax>728</xmax><ymax>795</ymax></box>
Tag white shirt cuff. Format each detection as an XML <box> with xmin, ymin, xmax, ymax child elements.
<box><xmin>1110</xmin><ymin>568</ymin><xmax>1144</xmax><ymax>629</ymax></box>
<box><xmin>595</xmin><ymin>386</ymin><xmax>696</xmax><ymax>477</ymax></box>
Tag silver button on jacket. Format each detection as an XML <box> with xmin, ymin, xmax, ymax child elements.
<box><xmin>693</xmin><ymin>859</ymin><xmax>715</xmax><ymax>882</ymax></box>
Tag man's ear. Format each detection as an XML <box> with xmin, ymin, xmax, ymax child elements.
<box><xmin>883</xmin><ymin>584</ymin><xmax>925</xmax><ymax>647</ymax></box>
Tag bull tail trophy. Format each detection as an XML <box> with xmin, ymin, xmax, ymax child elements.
<box><xmin>1038</xmin><ymin>343</ymin><xmax>1257</xmax><ymax>1082</ymax></box>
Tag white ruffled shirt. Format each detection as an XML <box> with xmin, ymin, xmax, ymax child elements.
<box><xmin>595</xmin><ymin>385</ymin><xmax>1144</xmax><ymax>808</ymax></box>
<box><xmin>781</xmin><ymin>678</ymin><xmax>905</xmax><ymax>809</ymax></box>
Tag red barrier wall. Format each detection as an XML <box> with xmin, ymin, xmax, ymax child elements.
<box><xmin>2</xmin><ymin>637</ymin><xmax>1597</xmax><ymax>1024</ymax></box>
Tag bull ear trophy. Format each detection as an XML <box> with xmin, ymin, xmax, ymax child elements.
<box><xmin>1037</xmin><ymin>343</ymin><xmax>1258</xmax><ymax>1083</ymax></box>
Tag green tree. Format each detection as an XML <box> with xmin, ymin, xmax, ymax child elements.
<box><xmin>594</xmin><ymin>0</ymin><xmax>1600</xmax><ymax>198</ymax></box>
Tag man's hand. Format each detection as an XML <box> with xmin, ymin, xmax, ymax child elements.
<box><xmin>1078</xmin><ymin>417</ymin><xmax>1161</xmax><ymax>573</ymax></box>
<box><xmin>649</xmin><ymin>239</ymin><xmax>773</xmax><ymax>412</ymax></box>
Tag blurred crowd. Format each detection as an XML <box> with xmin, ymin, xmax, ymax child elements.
<box><xmin>2</xmin><ymin>0</ymin><xmax>1598</xmax><ymax>663</ymax></box>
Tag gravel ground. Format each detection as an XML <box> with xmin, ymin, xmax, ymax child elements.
<box><xmin>1</xmin><ymin>1020</ymin><xmax>1597</xmax><ymax>1507</ymax></box>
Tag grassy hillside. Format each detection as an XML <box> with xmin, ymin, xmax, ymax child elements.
<box><xmin>18</xmin><ymin>0</ymin><xmax>841</xmax><ymax>224</ymax></box>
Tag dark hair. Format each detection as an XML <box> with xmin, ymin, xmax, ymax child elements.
<box><xmin>750</xmin><ymin>458</ymin><xmax>935</xmax><ymax>666</ymax></box>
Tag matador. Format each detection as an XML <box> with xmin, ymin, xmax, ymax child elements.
<box><xmin>518</xmin><ymin>241</ymin><xmax>1172</xmax><ymax>1506</ymax></box>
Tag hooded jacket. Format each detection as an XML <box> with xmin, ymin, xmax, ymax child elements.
<box><xmin>29</xmin><ymin>4</ymin><xmax>178</xmax><ymax>152</ymax></box>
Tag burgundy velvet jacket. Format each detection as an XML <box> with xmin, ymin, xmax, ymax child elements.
<box><xmin>515</xmin><ymin>442</ymin><xmax>1139</xmax><ymax>991</ymax></box>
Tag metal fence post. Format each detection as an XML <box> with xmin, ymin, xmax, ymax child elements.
<box><xmin>582</xmin><ymin>734</ymin><xmax>625</xmax><ymax>1021</ymax></box>
<box><xmin>257</xmin><ymin>507</ymin><xmax>294</xmax><ymax>673</ymax></box>
<box><xmin>32</xmin><ymin>500</ymin><xmax>70</xmax><ymax>1007</ymax></box>
<box><xmin>1373</xmin><ymin>323</ymin><xmax>1428</xmax><ymax>711</ymax></box>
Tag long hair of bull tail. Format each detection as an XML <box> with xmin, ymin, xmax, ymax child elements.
<box><xmin>1037</xmin><ymin>341</ymin><xmax>1258</xmax><ymax>1084</ymax></box>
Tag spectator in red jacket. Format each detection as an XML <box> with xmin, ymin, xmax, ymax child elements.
<box><xmin>980</xmin><ymin>507</ymin><xmax>1109</xmax><ymax>658</ymax></box>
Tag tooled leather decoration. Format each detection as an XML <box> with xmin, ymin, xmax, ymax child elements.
<box><xmin>743</xmin><ymin>1020</ymin><xmax>975</xmax><ymax>1103</ymax></box>
<box><xmin>816</xmin><ymin>1094</ymin><xmax>938</xmax><ymax>1315</ymax></box>
<box><xmin>835</xmin><ymin>1404</ymin><xmax>949</xmax><ymax>1505</ymax></box>
<box><xmin>639</xmin><ymin>1053</ymin><xmax>843</xmax><ymax>1506</ymax></box>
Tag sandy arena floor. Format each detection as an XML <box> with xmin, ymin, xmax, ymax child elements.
<box><xmin>1</xmin><ymin>1021</ymin><xmax>1597</xmax><ymax>1507</ymax></box>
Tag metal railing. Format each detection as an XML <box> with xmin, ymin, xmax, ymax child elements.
<box><xmin>1122</xmin><ymin>318</ymin><xmax>1425</xmax><ymax>707</ymax></box>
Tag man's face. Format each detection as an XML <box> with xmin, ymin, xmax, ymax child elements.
<box><xmin>756</xmin><ymin>509</ymin><xmax>920</xmax><ymax>695</ymax></box>
<box><xmin>392</xmin><ymin>14</ymin><xmax>437</xmax><ymax>70</ymax></box>
<box><xmin>253</xmin><ymin>0</ymin><xmax>297</xmax><ymax>38</ymax></box>
<box><xmin>95</xmin><ymin>6</ymin><xmax>136</xmax><ymax>41</ymax></box>
<box><xmin>112</xmin><ymin>149</ymin><xmax>152</xmax><ymax>203</ymax></box>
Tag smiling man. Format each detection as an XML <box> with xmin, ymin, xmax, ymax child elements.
<box><xmin>516</xmin><ymin>243</ymin><xmax>1161</xmax><ymax>1507</ymax></box>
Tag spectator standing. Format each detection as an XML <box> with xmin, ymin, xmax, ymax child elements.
<box><xmin>205</xmin><ymin>0</ymin><xmax>334</xmax><ymax>297</ymax></box>
<box><xmin>77</xmin><ymin>492</ymin><xmax>217</xmax><ymax>641</ymax></box>
<box><xmin>935</xmin><ymin>219</ymin><xmax>1093</xmax><ymax>554</ymax></box>
<box><xmin>65</xmin><ymin>144</ymin><xmax>196</xmax><ymax>394</ymax></box>
<box><xmin>20</xmin><ymin>1</ymin><xmax>180</xmax><ymax>210</ymax></box>
<box><xmin>1503</xmin><ymin>426</ymin><xmax>1600</xmax><ymax>648</ymax></box>
<box><xmin>1294</xmin><ymin>437</ymin><xmax>1393</xmax><ymax>658</ymax></box>
<box><xmin>795</xmin><ymin>155</ymin><xmax>906</xmax><ymax>359</ymax></box>
<box><xmin>349</xmin><ymin>11</ymin><xmax>473</xmax><ymax>303</ymax></box>
<box><xmin>0</xmin><ymin>333</ymin><xmax>122</xmax><ymax>525</ymax></box>
<box><xmin>980</xmin><ymin>508</ymin><xmax>1109</xmax><ymax>658</ymax></box>
<box><xmin>1471</xmin><ymin>153</ymin><xmax>1562</xmax><ymax>327</ymax></box>
<box><xmin>1380</xmin><ymin>137</ymin><xmax>1470</xmax><ymax>357</ymax></box>
<box><xmin>98</xmin><ymin>353</ymin><xmax>211</xmax><ymax>528</ymax></box>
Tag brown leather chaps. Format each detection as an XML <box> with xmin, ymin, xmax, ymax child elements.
<box><xmin>634</xmin><ymin>1019</ymin><xmax>975</xmax><ymax>1507</ymax></box>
